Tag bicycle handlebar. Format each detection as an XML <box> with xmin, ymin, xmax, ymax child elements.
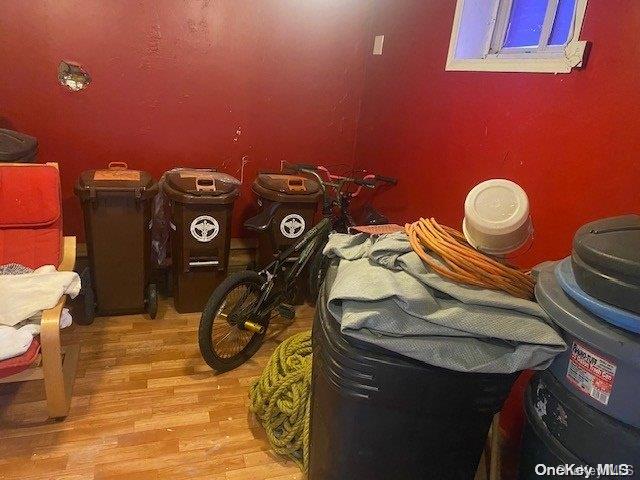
<box><xmin>373</xmin><ymin>174</ymin><xmax>398</xmax><ymax>185</ymax></box>
<box><xmin>282</xmin><ymin>162</ymin><xmax>396</xmax><ymax>200</ymax></box>
<box><xmin>354</xmin><ymin>178</ymin><xmax>376</xmax><ymax>188</ymax></box>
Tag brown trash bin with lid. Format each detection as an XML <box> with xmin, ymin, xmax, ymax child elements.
<box><xmin>75</xmin><ymin>162</ymin><xmax>159</xmax><ymax>320</ymax></box>
<box><xmin>161</xmin><ymin>169</ymin><xmax>240</xmax><ymax>313</ymax></box>
<box><xmin>245</xmin><ymin>173</ymin><xmax>322</xmax><ymax>268</ymax></box>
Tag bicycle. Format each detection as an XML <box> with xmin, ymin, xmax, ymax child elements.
<box><xmin>197</xmin><ymin>163</ymin><xmax>397</xmax><ymax>372</ymax></box>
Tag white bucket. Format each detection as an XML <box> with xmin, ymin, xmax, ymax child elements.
<box><xmin>462</xmin><ymin>179</ymin><xmax>533</xmax><ymax>256</ymax></box>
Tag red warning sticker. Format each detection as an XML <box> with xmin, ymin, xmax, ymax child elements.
<box><xmin>566</xmin><ymin>341</ymin><xmax>616</xmax><ymax>405</ymax></box>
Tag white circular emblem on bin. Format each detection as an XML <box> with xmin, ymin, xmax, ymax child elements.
<box><xmin>190</xmin><ymin>215</ymin><xmax>220</xmax><ymax>242</ymax></box>
<box><xmin>280</xmin><ymin>214</ymin><xmax>306</xmax><ymax>239</ymax></box>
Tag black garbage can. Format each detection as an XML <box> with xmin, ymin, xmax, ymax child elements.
<box><xmin>0</xmin><ymin>129</ymin><xmax>38</xmax><ymax>163</ymax></box>
<box><xmin>309</xmin><ymin>268</ymin><xmax>518</xmax><ymax>480</ymax></box>
<box><xmin>75</xmin><ymin>162</ymin><xmax>159</xmax><ymax>320</ymax></box>
<box><xmin>161</xmin><ymin>169</ymin><xmax>239</xmax><ymax>313</ymax></box>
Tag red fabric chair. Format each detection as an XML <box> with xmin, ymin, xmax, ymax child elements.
<box><xmin>0</xmin><ymin>163</ymin><xmax>78</xmax><ymax>419</ymax></box>
<box><xmin>0</xmin><ymin>163</ymin><xmax>62</xmax><ymax>268</ymax></box>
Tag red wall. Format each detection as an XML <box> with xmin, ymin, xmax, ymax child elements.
<box><xmin>355</xmin><ymin>0</ymin><xmax>640</xmax><ymax>265</ymax></box>
<box><xmin>0</xmin><ymin>0</ymin><xmax>370</xmax><ymax>239</ymax></box>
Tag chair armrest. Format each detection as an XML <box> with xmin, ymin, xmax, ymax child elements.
<box><xmin>40</xmin><ymin>294</ymin><xmax>72</xmax><ymax>418</ymax></box>
<box><xmin>41</xmin><ymin>295</ymin><xmax>66</xmax><ymax>332</ymax></box>
<box><xmin>59</xmin><ymin>236</ymin><xmax>76</xmax><ymax>272</ymax></box>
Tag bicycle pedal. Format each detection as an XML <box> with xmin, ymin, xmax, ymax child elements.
<box><xmin>277</xmin><ymin>303</ymin><xmax>296</xmax><ymax>320</ymax></box>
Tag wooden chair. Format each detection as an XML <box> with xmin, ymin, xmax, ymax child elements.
<box><xmin>0</xmin><ymin>162</ymin><xmax>79</xmax><ymax>419</ymax></box>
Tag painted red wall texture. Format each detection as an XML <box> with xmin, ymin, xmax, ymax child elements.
<box><xmin>2</xmin><ymin>0</ymin><xmax>637</xmax><ymax>263</ymax></box>
<box><xmin>355</xmin><ymin>0</ymin><xmax>640</xmax><ymax>265</ymax></box>
<box><xmin>0</xmin><ymin>0</ymin><xmax>370</xmax><ymax>239</ymax></box>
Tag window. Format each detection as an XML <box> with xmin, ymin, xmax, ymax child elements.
<box><xmin>446</xmin><ymin>0</ymin><xmax>588</xmax><ymax>73</ymax></box>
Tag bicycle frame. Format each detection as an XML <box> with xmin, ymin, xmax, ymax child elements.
<box><xmin>250</xmin><ymin>217</ymin><xmax>332</xmax><ymax>320</ymax></box>
<box><xmin>234</xmin><ymin>164</ymin><xmax>395</xmax><ymax>330</ymax></box>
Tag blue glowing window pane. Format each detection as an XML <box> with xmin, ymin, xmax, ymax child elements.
<box><xmin>549</xmin><ymin>0</ymin><xmax>577</xmax><ymax>45</ymax></box>
<box><xmin>504</xmin><ymin>0</ymin><xmax>549</xmax><ymax>48</ymax></box>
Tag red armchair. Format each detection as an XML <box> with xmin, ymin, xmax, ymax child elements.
<box><xmin>0</xmin><ymin>162</ymin><xmax>79</xmax><ymax>419</ymax></box>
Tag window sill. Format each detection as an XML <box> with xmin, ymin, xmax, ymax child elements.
<box><xmin>446</xmin><ymin>41</ymin><xmax>587</xmax><ymax>74</ymax></box>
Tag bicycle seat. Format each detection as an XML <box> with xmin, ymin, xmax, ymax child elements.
<box><xmin>244</xmin><ymin>201</ymin><xmax>282</xmax><ymax>232</ymax></box>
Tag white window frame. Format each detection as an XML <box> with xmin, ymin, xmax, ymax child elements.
<box><xmin>446</xmin><ymin>0</ymin><xmax>589</xmax><ymax>73</ymax></box>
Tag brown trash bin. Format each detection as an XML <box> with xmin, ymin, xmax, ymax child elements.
<box><xmin>75</xmin><ymin>162</ymin><xmax>159</xmax><ymax>320</ymax></box>
<box><xmin>161</xmin><ymin>169</ymin><xmax>239</xmax><ymax>313</ymax></box>
<box><xmin>247</xmin><ymin>173</ymin><xmax>322</xmax><ymax>268</ymax></box>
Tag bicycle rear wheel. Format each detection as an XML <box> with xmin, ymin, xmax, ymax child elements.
<box><xmin>198</xmin><ymin>270</ymin><xmax>270</xmax><ymax>372</ymax></box>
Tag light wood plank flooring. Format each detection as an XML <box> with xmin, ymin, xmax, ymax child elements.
<box><xmin>0</xmin><ymin>299</ymin><xmax>312</xmax><ymax>480</ymax></box>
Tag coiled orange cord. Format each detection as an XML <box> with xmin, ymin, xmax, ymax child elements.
<box><xmin>406</xmin><ymin>218</ymin><xmax>535</xmax><ymax>300</ymax></box>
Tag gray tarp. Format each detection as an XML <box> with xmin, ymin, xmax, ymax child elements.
<box><xmin>323</xmin><ymin>232</ymin><xmax>566</xmax><ymax>373</ymax></box>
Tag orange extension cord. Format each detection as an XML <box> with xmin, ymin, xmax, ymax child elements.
<box><xmin>405</xmin><ymin>218</ymin><xmax>535</xmax><ymax>300</ymax></box>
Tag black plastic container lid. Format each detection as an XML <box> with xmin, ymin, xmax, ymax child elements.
<box><xmin>573</xmin><ymin>215</ymin><xmax>640</xmax><ymax>278</ymax></box>
<box><xmin>572</xmin><ymin>215</ymin><xmax>640</xmax><ymax>314</ymax></box>
<box><xmin>75</xmin><ymin>162</ymin><xmax>157</xmax><ymax>200</ymax></box>
<box><xmin>0</xmin><ymin>128</ymin><xmax>38</xmax><ymax>162</ymax></box>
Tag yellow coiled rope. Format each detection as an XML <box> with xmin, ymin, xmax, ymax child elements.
<box><xmin>249</xmin><ymin>331</ymin><xmax>313</xmax><ymax>472</ymax></box>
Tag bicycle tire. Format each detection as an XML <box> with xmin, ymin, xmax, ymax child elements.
<box><xmin>198</xmin><ymin>270</ymin><xmax>270</xmax><ymax>372</ymax></box>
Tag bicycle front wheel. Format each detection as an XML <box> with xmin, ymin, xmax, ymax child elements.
<box><xmin>198</xmin><ymin>270</ymin><xmax>269</xmax><ymax>372</ymax></box>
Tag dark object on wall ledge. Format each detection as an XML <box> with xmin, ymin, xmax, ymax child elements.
<box><xmin>572</xmin><ymin>215</ymin><xmax>640</xmax><ymax>315</ymax></box>
<box><xmin>0</xmin><ymin>128</ymin><xmax>38</xmax><ymax>163</ymax></box>
<box><xmin>75</xmin><ymin>162</ymin><xmax>159</xmax><ymax>319</ymax></box>
<box><xmin>309</xmin><ymin>266</ymin><xmax>517</xmax><ymax>480</ymax></box>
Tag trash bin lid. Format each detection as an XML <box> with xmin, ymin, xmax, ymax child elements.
<box><xmin>0</xmin><ymin>128</ymin><xmax>38</xmax><ymax>162</ymax></box>
<box><xmin>573</xmin><ymin>215</ymin><xmax>640</xmax><ymax>280</ymax></box>
<box><xmin>255</xmin><ymin>173</ymin><xmax>320</xmax><ymax>195</ymax></box>
<box><xmin>535</xmin><ymin>264</ymin><xmax>640</xmax><ymax>369</ymax></box>
<box><xmin>571</xmin><ymin>215</ymin><xmax>640</xmax><ymax>314</ymax></box>
<box><xmin>252</xmin><ymin>173</ymin><xmax>322</xmax><ymax>203</ymax></box>
<box><xmin>556</xmin><ymin>258</ymin><xmax>640</xmax><ymax>334</ymax></box>
<box><xmin>75</xmin><ymin>162</ymin><xmax>157</xmax><ymax>200</ymax></box>
<box><xmin>162</xmin><ymin>169</ymin><xmax>239</xmax><ymax>204</ymax></box>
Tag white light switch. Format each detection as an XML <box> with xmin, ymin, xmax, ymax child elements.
<box><xmin>373</xmin><ymin>35</ymin><xmax>384</xmax><ymax>55</ymax></box>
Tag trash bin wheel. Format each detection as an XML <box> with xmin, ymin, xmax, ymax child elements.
<box><xmin>147</xmin><ymin>283</ymin><xmax>158</xmax><ymax>319</ymax></box>
<box><xmin>198</xmin><ymin>270</ymin><xmax>270</xmax><ymax>372</ymax></box>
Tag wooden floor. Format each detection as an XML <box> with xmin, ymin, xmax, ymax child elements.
<box><xmin>0</xmin><ymin>299</ymin><xmax>312</xmax><ymax>480</ymax></box>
